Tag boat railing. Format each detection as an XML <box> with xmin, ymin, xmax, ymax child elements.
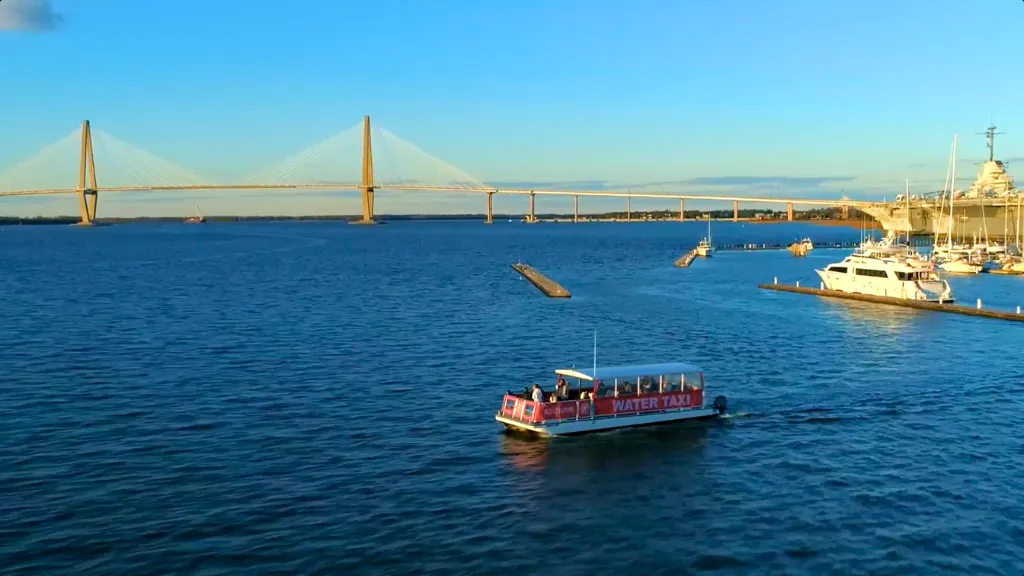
<box><xmin>500</xmin><ymin>390</ymin><xmax>704</xmax><ymax>424</ymax></box>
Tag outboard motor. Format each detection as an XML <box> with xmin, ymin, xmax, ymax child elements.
<box><xmin>712</xmin><ymin>395</ymin><xmax>728</xmax><ymax>414</ymax></box>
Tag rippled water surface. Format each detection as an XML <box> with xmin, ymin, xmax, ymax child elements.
<box><xmin>1</xmin><ymin>221</ymin><xmax>1023</xmax><ymax>575</ymax></box>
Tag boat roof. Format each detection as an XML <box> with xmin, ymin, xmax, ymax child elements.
<box><xmin>555</xmin><ymin>362</ymin><xmax>702</xmax><ymax>381</ymax></box>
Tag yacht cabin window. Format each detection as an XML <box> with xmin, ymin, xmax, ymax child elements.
<box><xmin>854</xmin><ymin>268</ymin><xmax>889</xmax><ymax>278</ymax></box>
<box><xmin>827</xmin><ymin>266</ymin><xmax>848</xmax><ymax>273</ymax></box>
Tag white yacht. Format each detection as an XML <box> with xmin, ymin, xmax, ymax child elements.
<box><xmin>696</xmin><ymin>238</ymin><xmax>713</xmax><ymax>257</ymax></box>
<box><xmin>798</xmin><ymin>238</ymin><xmax>814</xmax><ymax>251</ymax></box>
<box><xmin>696</xmin><ymin>214</ymin><xmax>713</xmax><ymax>257</ymax></box>
<box><xmin>816</xmin><ymin>253</ymin><xmax>954</xmax><ymax>303</ymax></box>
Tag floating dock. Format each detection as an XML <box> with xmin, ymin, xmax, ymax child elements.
<box><xmin>674</xmin><ymin>249</ymin><xmax>697</xmax><ymax>268</ymax></box>
<box><xmin>512</xmin><ymin>263</ymin><xmax>571</xmax><ymax>298</ymax></box>
<box><xmin>759</xmin><ymin>282</ymin><xmax>1024</xmax><ymax>323</ymax></box>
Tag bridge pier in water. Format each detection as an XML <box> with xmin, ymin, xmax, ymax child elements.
<box><xmin>626</xmin><ymin>196</ymin><xmax>631</xmax><ymax>222</ymax></box>
<box><xmin>574</xmin><ymin>195</ymin><xmax>579</xmax><ymax>223</ymax></box>
<box><xmin>787</xmin><ymin>202</ymin><xmax>794</xmax><ymax>221</ymax></box>
<box><xmin>733</xmin><ymin>200</ymin><xmax>739</xmax><ymax>222</ymax></box>
<box><xmin>679</xmin><ymin>199</ymin><xmax>685</xmax><ymax>222</ymax></box>
<box><xmin>486</xmin><ymin>191</ymin><xmax>494</xmax><ymax>224</ymax></box>
<box><xmin>352</xmin><ymin>115</ymin><xmax>376</xmax><ymax>225</ymax></box>
<box><xmin>841</xmin><ymin>204</ymin><xmax>849</xmax><ymax>220</ymax></box>
<box><xmin>527</xmin><ymin>192</ymin><xmax>536</xmax><ymax>223</ymax></box>
<box><xmin>76</xmin><ymin>120</ymin><xmax>99</xmax><ymax>226</ymax></box>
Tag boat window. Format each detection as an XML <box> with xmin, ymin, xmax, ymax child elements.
<box><xmin>682</xmin><ymin>372</ymin><xmax>703</xmax><ymax>391</ymax></box>
<box><xmin>661</xmin><ymin>374</ymin><xmax>682</xmax><ymax>392</ymax></box>
<box><xmin>854</xmin><ymin>268</ymin><xmax>889</xmax><ymax>278</ymax></box>
<box><xmin>827</xmin><ymin>266</ymin><xmax>848</xmax><ymax>273</ymax></box>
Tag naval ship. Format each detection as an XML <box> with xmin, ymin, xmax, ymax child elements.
<box><xmin>862</xmin><ymin>126</ymin><xmax>1023</xmax><ymax>239</ymax></box>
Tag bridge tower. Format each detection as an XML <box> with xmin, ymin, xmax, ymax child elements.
<box><xmin>353</xmin><ymin>115</ymin><xmax>376</xmax><ymax>225</ymax></box>
<box><xmin>77</xmin><ymin>120</ymin><xmax>99</xmax><ymax>226</ymax></box>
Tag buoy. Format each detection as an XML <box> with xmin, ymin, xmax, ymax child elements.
<box><xmin>774</xmin><ymin>277</ymin><xmax>778</xmax><ymax>284</ymax></box>
<box><xmin>977</xmin><ymin>298</ymin><xmax>982</xmax><ymax>309</ymax></box>
<box><xmin>795</xmin><ymin>280</ymin><xmax>800</xmax><ymax>287</ymax></box>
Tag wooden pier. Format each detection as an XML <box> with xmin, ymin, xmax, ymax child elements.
<box><xmin>512</xmin><ymin>263</ymin><xmax>571</xmax><ymax>298</ymax></box>
<box><xmin>674</xmin><ymin>249</ymin><xmax>697</xmax><ymax>268</ymax></box>
<box><xmin>759</xmin><ymin>282</ymin><xmax>1024</xmax><ymax>323</ymax></box>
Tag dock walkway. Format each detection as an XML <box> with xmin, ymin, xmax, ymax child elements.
<box><xmin>512</xmin><ymin>263</ymin><xmax>571</xmax><ymax>298</ymax></box>
<box><xmin>759</xmin><ymin>282</ymin><xmax>1023</xmax><ymax>323</ymax></box>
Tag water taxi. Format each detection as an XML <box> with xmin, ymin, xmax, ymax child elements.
<box><xmin>495</xmin><ymin>362</ymin><xmax>728</xmax><ymax>437</ymax></box>
<box><xmin>816</xmin><ymin>252</ymin><xmax>954</xmax><ymax>302</ymax></box>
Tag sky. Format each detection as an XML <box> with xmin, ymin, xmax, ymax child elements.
<box><xmin>2</xmin><ymin>0</ymin><xmax>1024</xmax><ymax>217</ymax></box>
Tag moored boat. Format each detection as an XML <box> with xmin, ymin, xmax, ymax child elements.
<box><xmin>816</xmin><ymin>252</ymin><xmax>954</xmax><ymax>302</ymax></box>
<box><xmin>495</xmin><ymin>362</ymin><xmax>728</xmax><ymax>437</ymax></box>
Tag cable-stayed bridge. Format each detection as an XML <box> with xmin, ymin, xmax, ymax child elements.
<box><xmin>0</xmin><ymin>117</ymin><xmax>868</xmax><ymax>226</ymax></box>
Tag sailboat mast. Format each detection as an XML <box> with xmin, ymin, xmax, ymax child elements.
<box><xmin>905</xmin><ymin>179</ymin><xmax>910</xmax><ymax>244</ymax></box>
<box><xmin>948</xmin><ymin>134</ymin><xmax>957</xmax><ymax>250</ymax></box>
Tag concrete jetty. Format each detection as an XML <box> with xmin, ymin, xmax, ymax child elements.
<box><xmin>674</xmin><ymin>249</ymin><xmax>697</xmax><ymax>268</ymax></box>
<box><xmin>759</xmin><ymin>282</ymin><xmax>1024</xmax><ymax>323</ymax></box>
<box><xmin>512</xmin><ymin>263</ymin><xmax>571</xmax><ymax>298</ymax></box>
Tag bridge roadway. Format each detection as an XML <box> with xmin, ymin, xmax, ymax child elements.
<box><xmin>0</xmin><ymin>183</ymin><xmax>872</xmax><ymax>207</ymax></box>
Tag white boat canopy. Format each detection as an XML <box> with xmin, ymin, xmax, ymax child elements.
<box><xmin>555</xmin><ymin>362</ymin><xmax>702</xmax><ymax>382</ymax></box>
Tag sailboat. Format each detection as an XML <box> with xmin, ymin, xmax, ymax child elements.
<box><xmin>696</xmin><ymin>214</ymin><xmax>713</xmax><ymax>257</ymax></box>
<box><xmin>185</xmin><ymin>206</ymin><xmax>206</xmax><ymax>224</ymax></box>
<box><xmin>936</xmin><ymin>135</ymin><xmax>982</xmax><ymax>274</ymax></box>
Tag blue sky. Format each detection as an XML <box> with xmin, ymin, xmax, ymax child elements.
<box><xmin>2</xmin><ymin>0</ymin><xmax>1023</xmax><ymax>217</ymax></box>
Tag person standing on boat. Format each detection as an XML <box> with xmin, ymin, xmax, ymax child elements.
<box><xmin>532</xmin><ymin>384</ymin><xmax>544</xmax><ymax>404</ymax></box>
<box><xmin>556</xmin><ymin>377</ymin><xmax>569</xmax><ymax>400</ymax></box>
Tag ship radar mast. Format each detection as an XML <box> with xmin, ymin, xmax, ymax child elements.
<box><xmin>979</xmin><ymin>124</ymin><xmax>1004</xmax><ymax>162</ymax></box>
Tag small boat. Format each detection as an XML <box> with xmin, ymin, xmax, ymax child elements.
<box><xmin>798</xmin><ymin>238</ymin><xmax>814</xmax><ymax>251</ymax></box>
<box><xmin>495</xmin><ymin>362</ymin><xmax>728</xmax><ymax>437</ymax></box>
<box><xmin>938</xmin><ymin>258</ymin><xmax>983</xmax><ymax>275</ymax></box>
<box><xmin>185</xmin><ymin>206</ymin><xmax>206</xmax><ymax>224</ymax></box>
<box><xmin>695</xmin><ymin>238</ymin><xmax>713</xmax><ymax>257</ymax></box>
<box><xmin>696</xmin><ymin>214</ymin><xmax>714</xmax><ymax>257</ymax></box>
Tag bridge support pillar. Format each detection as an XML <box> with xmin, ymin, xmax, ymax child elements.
<box><xmin>787</xmin><ymin>202</ymin><xmax>794</xmax><ymax>221</ymax></box>
<box><xmin>76</xmin><ymin>120</ymin><xmax>99</xmax><ymax>226</ymax></box>
<box><xmin>352</xmin><ymin>115</ymin><xmax>376</xmax><ymax>225</ymax></box>
<box><xmin>733</xmin><ymin>200</ymin><xmax>739</xmax><ymax>222</ymax></box>
<box><xmin>841</xmin><ymin>204</ymin><xmax>849</xmax><ymax>220</ymax></box>
<box><xmin>573</xmin><ymin>195</ymin><xmax>579</xmax><ymax>223</ymax></box>
<box><xmin>528</xmin><ymin>191</ymin><xmax>536</xmax><ymax>223</ymax></box>
<box><xmin>679</xmin><ymin>199</ymin><xmax>685</xmax><ymax>222</ymax></box>
<box><xmin>626</xmin><ymin>196</ymin><xmax>632</xmax><ymax>222</ymax></box>
<box><xmin>486</xmin><ymin>191</ymin><xmax>494</xmax><ymax>224</ymax></box>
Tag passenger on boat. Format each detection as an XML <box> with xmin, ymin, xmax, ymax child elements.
<box><xmin>531</xmin><ymin>384</ymin><xmax>543</xmax><ymax>403</ymax></box>
<box><xmin>556</xmin><ymin>377</ymin><xmax>569</xmax><ymax>400</ymax></box>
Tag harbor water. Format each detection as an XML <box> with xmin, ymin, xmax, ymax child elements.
<box><xmin>1</xmin><ymin>221</ymin><xmax>1022</xmax><ymax>575</ymax></box>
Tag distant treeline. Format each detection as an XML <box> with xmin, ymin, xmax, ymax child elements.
<box><xmin>0</xmin><ymin>207</ymin><xmax>871</xmax><ymax>226</ymax></box>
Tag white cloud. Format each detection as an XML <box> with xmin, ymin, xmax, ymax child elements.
<box><xmin>0</xmin><ymin>0</ymin><xmax>63</xmax><ymax>32</ymax></box>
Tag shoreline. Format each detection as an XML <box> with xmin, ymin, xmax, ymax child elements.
<box><xmin>0</xmin><ymin>215</ymin><xmax>879</xmax><ymax>228</ymax></box>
